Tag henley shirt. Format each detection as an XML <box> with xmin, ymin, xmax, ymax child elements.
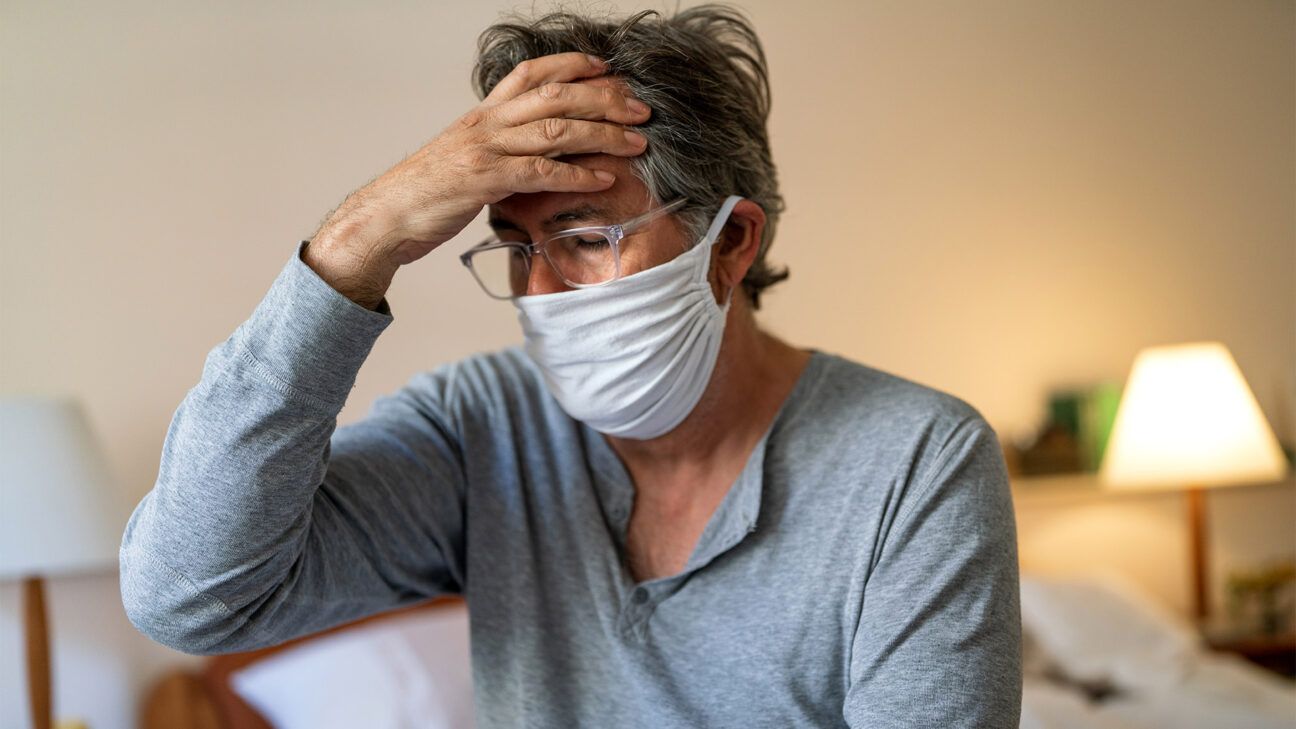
<box><xmin>120</xmin><ymin>239</ymin><xmax>1023</xmax><ymax>728</ymax></box>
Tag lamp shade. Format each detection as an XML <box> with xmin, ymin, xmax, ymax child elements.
<box><xmin>0</xmin><ymin>396</ymin><xmax>132</xmax><ymax>580</ymax></box>
<box><xmin>1100</xmin><ymin>341</ymin><xmax>1290</xmax><ymax>491</ymax></box>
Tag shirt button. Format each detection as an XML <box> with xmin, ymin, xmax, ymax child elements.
<box><xmin>632</xmin><ymin>587</ymin><xmax>649</xmax><ymax>604</ymax></box>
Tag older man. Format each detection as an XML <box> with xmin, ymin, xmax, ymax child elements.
<box><xmin>120</xmin><ymin>5</ymin><xmax>1021</xmax><ymax>727</ymax></box>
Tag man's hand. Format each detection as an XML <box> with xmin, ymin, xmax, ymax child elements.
<box><xmin>304</xmin><ymin>52</ymin><xmax>652</xmax><ymax>309</ymax></box>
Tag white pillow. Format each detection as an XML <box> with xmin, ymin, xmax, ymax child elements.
<box><xmin>1020</xmin><ymin>571</ymin><xmax>1201</xmax><ymax>693</ymax></box>
<box><xmin>1020</xmin><ymin>676</ymin><xmax>1141</xmax><ymax>729</ymax></box>
<box><xmin>229</xmin><ymin>605</ymin><xmax>475</xmax><ymax>729</ymax></box>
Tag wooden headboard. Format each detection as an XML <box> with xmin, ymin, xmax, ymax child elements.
<box><xmin>140</xmin><ymin>595</ymin><xmax>466</xmax><ymax>729</ymax></box>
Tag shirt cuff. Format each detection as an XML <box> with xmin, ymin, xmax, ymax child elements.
<box><xmin>234</xmin><ymin>240</ymin><xmax>394</xmax><ymax>409</ymax></box>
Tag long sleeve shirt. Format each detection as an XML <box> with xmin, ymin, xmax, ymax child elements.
<box><xmin>119</xmin><ymin>239</ymin><xmax>1023</xmax><ymax>728</ymax></box>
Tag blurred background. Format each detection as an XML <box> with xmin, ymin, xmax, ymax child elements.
<box><xmin>1</xmin><ymin>0</ymin><xmax>1293</xmax><ymax>727</ymax></box>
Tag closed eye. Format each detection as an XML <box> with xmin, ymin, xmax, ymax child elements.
<box><xmin>573</xmin><ymin>236</ymin><xmax>610</xmax><ymax>249</ymax></box>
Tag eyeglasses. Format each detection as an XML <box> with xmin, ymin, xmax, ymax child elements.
<box><xmin>459</xmin><ymin>197</ymin><xmax>689</xmax><ymax>300</ymax></box>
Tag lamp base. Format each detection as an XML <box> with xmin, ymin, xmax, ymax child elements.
<box><xmin>1186</xmin><ymin>485</ymin><xmax>1208</xmax><ymax>623</ymax></box>
<box><xmin>23</xmin><ymin>575</ymin><xmax>52</xmax><ymax>729</ymax></box>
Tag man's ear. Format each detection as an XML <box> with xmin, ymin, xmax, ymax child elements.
<box><xmin>715</xmin><ymin>200</ymin><xmax>767</xmax><ymax>297</ymax></box>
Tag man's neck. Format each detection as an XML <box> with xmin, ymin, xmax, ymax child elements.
<box><xmin>602</xmin><ymin>302</ymin><xmax>811</xmax><ymax>491</ymax></box>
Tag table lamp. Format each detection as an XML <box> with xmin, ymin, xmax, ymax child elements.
<box><xmin>1099</xmin><ymin>341</ymin><xmax>1291</xmax><ymax>622</ymax></box>
<box><xmin>0</xmin><ymin>396</ymin><xmax>134</xmax><ymax>729</ymax></box>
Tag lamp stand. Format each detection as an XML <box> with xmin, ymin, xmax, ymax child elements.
<box><xmin>23</xmin><ymin>575</ymin><xmax>52</xmax><ymax>729</ymax></box>
<box><xmin>1186</xmin><ymin>485</ymin><xmax>1208</xmax><ymax>623</ymax></box>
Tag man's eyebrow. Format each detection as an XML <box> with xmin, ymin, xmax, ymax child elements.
<box><xmin>488</xmin><ymin>204</ymin><xmax>615</xmax><ymax>233</ymax></box>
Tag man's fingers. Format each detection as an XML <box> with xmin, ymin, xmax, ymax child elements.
<box><xmin>490</xmin><ymin>81</ymin><xmax>651</xmax><ymax>128</ymax></box>
<box><xmin>491</xmin><ymin>118</ymin><xmax>648</xmax><ymax>159</ymax></box>
<box><xmin>484</xmin><ymin>52</ymin><xmax>608</xmax><ymax>105</ymax></box>
<box><xmin>498</xmin><ymin>156</ymin><xmax>616</xmax><ymax>194</ymax></box>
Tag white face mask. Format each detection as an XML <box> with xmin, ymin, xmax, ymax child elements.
<box><xmin>512</xmin><ymin>195</ymin><xmax>745</xmax><ymax>440</ymax></box>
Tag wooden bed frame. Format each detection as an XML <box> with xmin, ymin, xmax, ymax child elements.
<box><xmin>139</xmin><ymin>595</ymin><xmax>466</xmax><ymax>729</ymax></box>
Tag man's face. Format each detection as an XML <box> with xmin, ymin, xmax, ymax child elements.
<box><xmin>487</xmin><ymin>76</ymin><xmax>694</xmax><ymax>297</ymax></box>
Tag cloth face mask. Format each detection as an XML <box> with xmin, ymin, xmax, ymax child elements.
<box><xmin>512</xmin><ymin>195</ymin><xmax>745</xmax><ymax>440</ymax></box>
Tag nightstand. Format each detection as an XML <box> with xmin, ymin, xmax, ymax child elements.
<box><xmin>1204</xmin><ymin>631</ymin><xmax>1296</xmax><ymax>679</ymax></box>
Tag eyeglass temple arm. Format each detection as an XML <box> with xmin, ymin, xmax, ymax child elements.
<box><xmin>618</xmin><ymin>197</ymin><xmax>689</xmax><ymax>234</ymax></box>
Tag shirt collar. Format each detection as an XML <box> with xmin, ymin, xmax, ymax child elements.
<box><xmin>581</xmin><ymin>350</ymin><xmax>825</xmax><ymax>580</ymax></box>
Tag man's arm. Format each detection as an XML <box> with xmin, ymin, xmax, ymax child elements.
<box><xmin>843</xmin><ymin>417</ymin><xmax>1022</xmax><ymax>727</ymax></box>
<box><xmin>118</xmin><ymin>51</ymin><xmax>660</xmax><ymax>657</ymax></box>
<box><xmin>119</xmin><ymin>241</ymin><xmax>467</xmax><ymax>655</ymax></box>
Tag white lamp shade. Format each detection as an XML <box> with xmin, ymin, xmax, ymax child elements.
<box><xmin>0</xmin><ymin>396</ymin><xmax>132</xmax><ymax>580</ymax></box>
<box><xmin>1100</xmin><ymin>341</ymin><xmax>1291</xmax><ymax>491</ymax></box>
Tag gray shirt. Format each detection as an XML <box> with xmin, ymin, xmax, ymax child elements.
<box><xmin>120</xmin><ymin>240</ymin><xmax>1022</xmax><ymax>728</ymax></box>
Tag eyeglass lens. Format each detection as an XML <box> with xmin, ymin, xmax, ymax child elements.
<box><xmin>471</xmin><ymin>233</ymin><xmax>617</xmax><ymax>298</ymax></box>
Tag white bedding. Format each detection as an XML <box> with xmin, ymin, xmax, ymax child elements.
<box><xmin>1020</xmin><ymin>572</ymin><xmax>1296</xmax><ymax>729</ymax></box>
<box><xmin>1024</xmin><ymin>657</ymin><xmax>1296</xmax><ymax>728</ymax></box>
<box><xmin>228</xmin><ymin>604</ymin><xmax>476</xmax><ymax>729</ymax></box>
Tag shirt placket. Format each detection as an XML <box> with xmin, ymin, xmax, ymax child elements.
<box><xmin>585</xmin><ymin>424</ymin><xmax>771</xmax><ymax>645</ymax></box>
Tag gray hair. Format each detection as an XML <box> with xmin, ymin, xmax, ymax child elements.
<box><xmin>472</xmin><ymin>3</ymin><xmax>789</xmax><ymax>309</ymax></box>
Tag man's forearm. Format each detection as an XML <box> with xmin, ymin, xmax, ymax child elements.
<box><xmin>119</xmin><ymin>241</ymin><xmax>393</xmax><ymax>654</ymax></box>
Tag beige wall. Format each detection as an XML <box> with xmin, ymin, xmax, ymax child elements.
<box><xmin>1013</xmin><ymin>473</ymin><xmax>1296</xmax><ymax>620</ymax></box>
<box><xmin>1</xmin><ymin>1</ymin><xmax>1292</xmax><ymax>727</ymax></box>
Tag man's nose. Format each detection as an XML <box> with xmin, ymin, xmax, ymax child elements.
<box><xmin>524</xmin><ymin>253</ymin><xmax>572</xmax><ymax>296</ymax></box>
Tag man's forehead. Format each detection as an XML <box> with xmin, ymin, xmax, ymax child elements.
<box><xmin>488</xmin><ymin>191</ymin><xmax>625</xmax><ymax>231</ymax></box>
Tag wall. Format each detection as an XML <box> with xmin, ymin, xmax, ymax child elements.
<box><xmin>1013</xmin><ymin>474</ymin><xmax>1296</xmax><ymax>620</ymax></box>
<box><xmin>1</xmin><ymin>0</ymin><xmax>1292</xmax><ymax>727</ymax></box>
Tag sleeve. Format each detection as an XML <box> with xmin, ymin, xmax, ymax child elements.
<box><xmin>842</xmin><ymin>417</ymin><xmax>1022</xmax><ymax>728</ymax></box>
<box><xmin>119</xmin><ymin>240</ymin><xmax>468</xmax><ymax>655</ymax></box>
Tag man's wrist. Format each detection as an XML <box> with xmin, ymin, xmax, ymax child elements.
<box><xmin>235</xmin><ymin>241</ymin><xmax>395</xmax><ymax>410</ymax></box>
<box><xmin>301</xmin><ymin>238</ymin><xmax>395</xmax><ymax>312</ymax></box>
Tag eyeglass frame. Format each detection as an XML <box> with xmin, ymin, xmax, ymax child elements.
<box><xmin>459</xmin><ymin>196</ymin><xmax>690</xmax><ymax>300</ymax></box>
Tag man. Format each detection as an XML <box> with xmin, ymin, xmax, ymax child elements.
<box><xmin>120</xmin><ymin>5</ymin><xmax>1022</xmax><ymax>727</ymax></box>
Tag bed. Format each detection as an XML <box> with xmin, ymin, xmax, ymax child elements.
<box><xmin>1017</xmin><ymin>572</ymin><xmax>1296</xmax><ymax>728</ymax></box>
<box><xmin>140</xmin><ymin>576</ymin><xmax>1295</xmax><ymax>728</ymax></box>
<box><xmin>140</xmin><ymin>595</ymin><xmax>473</xmax><ymax>729</ymax></box>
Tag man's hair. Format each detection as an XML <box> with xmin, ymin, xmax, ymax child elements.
<box><xmin>472</xmin><ymin>3</ymin><xmax>788</xmax><ymax>309</ymax></box>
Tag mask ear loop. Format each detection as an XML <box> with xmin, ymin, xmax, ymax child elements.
<box><xmin>696</xmin><ymin>195</ymin><xmax>747</xmax><ymax>291</ymax></box>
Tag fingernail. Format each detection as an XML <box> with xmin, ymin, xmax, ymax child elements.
<box><xmin>586</xmin><ymin>54</ymin><xmax>606</xmax><ymax>68</ymax></box>
<box><xmin>626</xmin><ymin>98</ymin><xmax>650</xmax><ymax>115</ymax></box>
<box><xmin>594</xmin><ymin>170</ymin><xmax>615</xmax><ymax>183</ymax></box>
<box><xmin>624</xmin><ymin>130</ymin><xmax>646</xmax><ymax>146</ymax></box>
